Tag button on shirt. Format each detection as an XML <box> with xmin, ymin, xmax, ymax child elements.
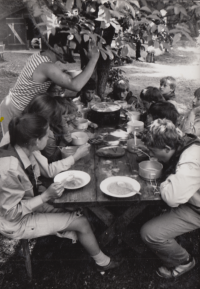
<box><xmin>0</xmin><ymin>145</ymin><xmax>75</xmax><ymax>234</ymax></box>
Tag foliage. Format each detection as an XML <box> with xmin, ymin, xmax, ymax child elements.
<box><xmin>107</xmin><ymin>67</ymin><xmax>128</xmax><ymax>88</ymax></box>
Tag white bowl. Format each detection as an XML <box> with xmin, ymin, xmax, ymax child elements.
<box><xmin>71</xmin><ymin>131</ymin><xmax>88</xmax><ymax>146</ymax></box>
<box><xmin>73</xmin><ymin>118</ymin><xmax>88</xmax><ymax>130</ymax></box>
<box><xmin>61</xmin><ymin>146</ymin><xmax>79</xmax><ymax>158</ymax></box>
<box><xmin>54</xmin><ymin>170</ymin><xmax>91</xmax><ymax>189</ymax></box>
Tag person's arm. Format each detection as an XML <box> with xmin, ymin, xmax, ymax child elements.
<box><xmin>43</xmin><ymin>42</ymin><xmax>99</xmax><ymax>91</ymax></box>
<box><xmin>182</xmin><ymin>107</ymin><xmax>200</xmax><ymax>134</ymax></box>
<box><xmin>33</xmin><ymin>144</ymin><xmax>90</xmax><ymax>178</ymax></box>
<box><xmin>160</xmin><ymin>146</ymin><xmax>200</xmax><ymax>207</ymax></box>
<box><xmin>0</xmin><ymin>167</ymin><xmax>44</xmax><ymax>221</ymax></box>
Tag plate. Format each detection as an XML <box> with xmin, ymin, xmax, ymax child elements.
<box><xmin>96</xmin><ymin>146</ymin><xmax>125</xmax><ymax>158</ymax></box>
<box><xmin>54</xmin><ymin>170</ymin><xmax>91</xmax><ymax>189</ymax></box>
<box><xmin>100</xmin><ymin>176</ymin><xmax>141</xmax><ymax>198</ymax></box>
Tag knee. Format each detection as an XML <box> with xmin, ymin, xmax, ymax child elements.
<box><xmin>140</xmin><ymin>221</ymin><xmax>160</xmax><ymax>245</ymax></box>
<box><xmin>77</xmin><ymin>216</ymin><xmax>91</xmax><ymax>234</ymax></box>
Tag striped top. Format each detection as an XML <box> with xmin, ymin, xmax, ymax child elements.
<box><xmin>10</xmin><ymin>52</ymin><xmax>52</xmax><ymax>110</ymax></box>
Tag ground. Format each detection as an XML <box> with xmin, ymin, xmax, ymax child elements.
<box><xmin>0</xmin><ymin>46</ymin><xmax>200</xmax><ymax>289</ymax></box>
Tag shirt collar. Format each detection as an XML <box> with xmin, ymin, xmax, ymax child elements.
<box><xmin>14</xmin><ymin>145</ymin><xmax>32</xmax><ymax>169</ymax></box>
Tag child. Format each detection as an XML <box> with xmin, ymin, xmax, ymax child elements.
<box><xmin>160</xmin><ymin>76</ymin><xmax>176</xmax><ymax>101</ymax></box>
<box><xmin>141</xmin><ymin>118</ymin><xmax>200</xmax><ymax>279</ymax></box>
<box><xmin>74</xmin><ymin>78</ymin><xmax>101</xmax><ymax>108</ymax></box>
<box><xmin>160</xmin><ymin>76</ymin><xmax>187</xmax><ymax>114</ymax></box>
<box><xmin>0</xmin><ymin>114</ymin><xmax>122</xmax><ymax>272</ymax></box>
<box><xmin>146</xmin><ymin>102</ymin><xmax>179</xmax><ymax>127</ymax></box>
<box><xmin>139</xmin><ymin>86</ymin><xmax>165</xmax><ymax>122</ymax></box>
<box><xmin>106</xmin><ymin>79</ymin><xmax>138</xmax><ymax>107</ymax></box>
<box><xmin>179</xmin><ymin>88</ymin><xmax>200</xmax><ymax>137</ymax></box>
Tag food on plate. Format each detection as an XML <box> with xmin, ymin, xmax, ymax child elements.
<box><xmin>63</xmin><ymin>177</ymin><xmax>83</xmax><ymax>188</ymax></box>
<box><xmin>96</xmin><ymin>146</ymin><xmax>125</xmax><ymax>157</ymax></box>
<box><xmin>108</xmin><ymin>181</ymin><xmax>133</xmax><ymax>195</ymax></box>
<box><xmin>104</xmin><ymin>135</ymin><xmax>119</xmax><ymax>142</ymax></box>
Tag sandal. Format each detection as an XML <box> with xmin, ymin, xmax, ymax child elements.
<box><xmin>156</xmin><ymin>257</ymin><xmax>196</xmax><ymax>279</ymax></box>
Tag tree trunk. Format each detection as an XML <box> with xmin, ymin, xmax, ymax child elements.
<box><xmin>96</xmin><ymin>56</ymin><xmax>113</xmax><ymax>99</ymax></box>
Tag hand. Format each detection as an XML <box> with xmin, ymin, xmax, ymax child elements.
<box><xmin>41</xmin><ymin>183</ymin><xmax>64</xmax><ymax>202</ymax></box>
<box><xmin>89</xmin><ymin>122</ymin><xmax>98</xmax><ymax>129</ymax></box>
<box><xmin>73</xmin><ymin>143</ymin><xmax>90</xmax><ymax>161</ymax></box>
<box><xmin>87</xmin><ymin>39</ymin><xmax>99</xmax><ymax>61</ymax></box>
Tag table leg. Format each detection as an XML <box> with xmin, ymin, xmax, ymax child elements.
<box><xmin>94</xmin><ymin>203</ymin><xmax>148</xmax><ymax>247</ymax></box>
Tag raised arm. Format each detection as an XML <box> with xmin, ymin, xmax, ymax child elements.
<box><xmin>44</xmin><ymin>42</ymin><xmax>99</xmax><ymax>92</ymax></box>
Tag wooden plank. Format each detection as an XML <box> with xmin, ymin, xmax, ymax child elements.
<box><xmin>99</xmin><ymin>203</ymin><xmax>148</xmax><ymax>247</ymax></box>
<box><xmin>89</xmin><ymin>207</ymin><xmax>114</xmax><ymax>227</ymax></box>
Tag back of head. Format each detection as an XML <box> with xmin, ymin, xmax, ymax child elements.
<box><xmin>9</xmin><ymin>114</ymin><xmax>48</xmax><ymax>148</ymax></box>
<box><xmin>140</xmin><ymin>86</ymin><xmax>164</xmax><ymax>103</ymax></box>
<box><xmin>142</xmin><ymin>118</ymin><xmax>182</xmax><ymax>149</ymax></box>
<box><xmin>23</xmin><ymin>93</ymin><xmax>62</xmax><ymax>126</ymax></box>
<box><xmin>113</xmin><ymin>79</ymin><xmax>129</xmax><ymax>93</ymax></box>
<box><xmin>148</xmin><ymin>102</ymin><xmax>179</xmax><ymax>125</ymax></box>
<box><xmin>194</xmin><ymin>87</ymin><xmax>200</xmax><ymax>98</ymax></box>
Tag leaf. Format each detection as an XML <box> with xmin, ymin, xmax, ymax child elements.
<box><xmin>174</xmin><ymin>6</ymin><xmax>180</xmax><ymax>15</ymax></box>
<box><xmin>74</xmin><ymin>33</ymin><xmax>81</xmax><ymax>43</ymax></box>
<box><xmin>166</xmin><ymin>6</ymin><xmax>175</xmax><ymax>11</ymax></box>
<box><xmin>158</xmin><ymin>24</ymin><xmax>165</xmax><ymax>33</ymax></box>
<box><xmin>148</xmin><ymin>14</ymin><xmax>160</xmax><ymax>21</ymax></box>
<box><xmin>129</xmin><ymin>0</ymin><xmax>140</xmax><ymax>8</ymax></box>
<box><xmin>100</xmin><ymin>50</ymin><xmax>107</xmax><ymax>60</ymax></box>
<box><xmin>83</xmin><ymin>34</ymin><xmax>90</xmax><ymax>42</ymax></box>
<box><xmin>152</xmin><ymin>10</ymin><xmax>161</xmax><ymax>16</ymax></box>
<box><xmin>172</xmin><ymin>33</ymin><xmax>181</xmax><ymax>46</ymax></box>
<box><xmin>151</xmin><ymin>24</ymin><xmax>157</xmax><ymax>33</ymax></box>
<box><xmin>162</xmin><ymin>42</ymin><xmax>171</xmax><ymax>50</ymax></box>
<box><xmin>96</xmin><ymin>5</ymin><xmax>111</xmax><ymax>22</ymax></box>
<box><xmin>179</xmin><ymin>7</ymin><xmax>188</xmax><ymax>17</ymax></box>
<box><xmin>140</xmin><ymin>6</ymin><xmax>152</xmax><ymax>14</ymax></box>
<box><xmin>65</xmin><ymin>0</ymin><xmax>74</xmax><ymax>12</ymax></box>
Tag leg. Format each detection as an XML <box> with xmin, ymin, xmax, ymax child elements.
<box><xmin>140</xmin><ymin>205</ymin><xmax>200</xmax><ymax>268</ymax></box>
<box><xmin>21</xmin><ymin>239</ymin><xmax>32</xmax><ymax>280</ymax></box>
<box><xmin>66</xmin><ymin>216</ymin><xmax>100</xmax><ymax>256</ymax></box>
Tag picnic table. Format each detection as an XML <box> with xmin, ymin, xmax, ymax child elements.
<box><xmin>51</xmin><ymin>126</ymin><xmax>162</xmax><ymax>252</ymax></box>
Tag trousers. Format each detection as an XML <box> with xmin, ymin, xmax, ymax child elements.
<box><xmin>140</xmin><ymin>204</ymin><xmax>200</xmax><ymax>268</ymax></box>
<box><xmin>0</xmin><ymin>94</ymin><xmax>22</xmax><ymax>135</ymax></box>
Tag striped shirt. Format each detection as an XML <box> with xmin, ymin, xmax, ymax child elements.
<box><xmin>10</xmin><ymin>52</ymin><xmax>52</xmax><ymax>110</ymax></box>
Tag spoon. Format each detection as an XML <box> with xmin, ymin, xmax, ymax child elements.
<box><xmin>61</xmin><ymin>175</ymin><xmax>74</xmax><ymax>186</ymax></box>
<box><xmin>117</xmin><ymin>181</ymin><xmax>141</xmax><ymax>195</ymax></box>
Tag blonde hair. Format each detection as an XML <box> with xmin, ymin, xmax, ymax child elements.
<box><xmin>143</xmin><ymin>119</ymin><xmax>182</xmax><ymax>149</ymax></box>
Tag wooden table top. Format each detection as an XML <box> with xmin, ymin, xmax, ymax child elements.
<box><xmin>53</xmin><ymin>127</ymin><xmax>162</xmax><ymax>206</ymax></box>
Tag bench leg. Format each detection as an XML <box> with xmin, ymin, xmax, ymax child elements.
<box><xmin>21</xmin><ymin>240</ymin><xmax>32</xmax><ymax>280</ymax></box>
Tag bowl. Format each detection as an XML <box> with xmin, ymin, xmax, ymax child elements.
<box><xmin>61</xmin><ymin>146</ymin><xmax>79</xmax><ymax>159</ymax></box>
<box><xmin>71</xmin><ymin>131</ymin><xmax>89</xmax><ymax>146</ymax></box>
<box><xmin>127</xmin><ymin>120</ymin><xmax>144</xmax><ymax>133</ymax></box>
<box><xmin>73</xmin><ymin>118</ymin><xmax>88</xmax><ymax>130</ymax></box>
<box><xmin>139</xmin><ymin>160</ymin><xmax>163</xmax><ymax>180</ymax></box>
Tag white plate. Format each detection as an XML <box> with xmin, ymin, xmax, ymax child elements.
<box><xmin>100</xmin><ymin>176</ymin><xmax>140</xmax><ymax>198</ymax></box>
<box><xmin>54</xmin><ymin>170</ymin><xmax>91</xmax><ymax>189</ymax></box>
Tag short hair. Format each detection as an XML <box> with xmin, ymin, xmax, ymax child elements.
<box><xmin>9</xmin><ymin>114</ymin><xmax>48</xmax><ymax>147</ymax></box>
<box><xmin>160</xmin><ymin>76</ymin><xmax>176</xmax><ymax>91</ymax></box>
<box><xmin>140</xmin><ymin>86</ymin><xmax>164</xmax><ymax>103</ymax></box>
<box><xmin>48</xmin><ymin>27</ymin><xmax>69</xmax><ymax>48</ymax></box>
<box><xmin>82</xmin><ymin>78</ymin><xmax>96</xmax><ymax>92</ymax></box>
<box><xmin>23</xmin><ymin>93</ymin><xmax>63</xmax><ymax>126</ymax></box>
<box><xmin>113</xmin><ymin>79</ymin><xmax>129</xmax><ymax>93</ymax></box>
<box><xmin>194</xmin><ymin>88</ymin><xmax>200</xmax><ymax>99</ymax></box>
<box><xmin>142</xmin><ymin>118</ymin><xmax>182</xmax><ymax>149</ymax></box>
<box><xmin>147</xmin><ymin>102</ymin><xmax>179</xmax><ymax>125</ymax></box>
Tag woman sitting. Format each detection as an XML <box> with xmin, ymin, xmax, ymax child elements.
<box><xmin>23</xmin><ymin>93</ymin><xmax>72</xmax><ymax>163</ymax></box>
<box><xmin>0</xmin><ymin>114</ymin><xmax>120</xmax><ymax>272</ymax></box>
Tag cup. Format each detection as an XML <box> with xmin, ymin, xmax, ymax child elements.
<box><xmin>128</xmin><ymin>111</ymin><xmax>141</xmax><ymax>121</ymax></box>
<box><xmin>127</xmin><ymin>121</ymin><xmax>144</xmax><ymax>134</ymax></box>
